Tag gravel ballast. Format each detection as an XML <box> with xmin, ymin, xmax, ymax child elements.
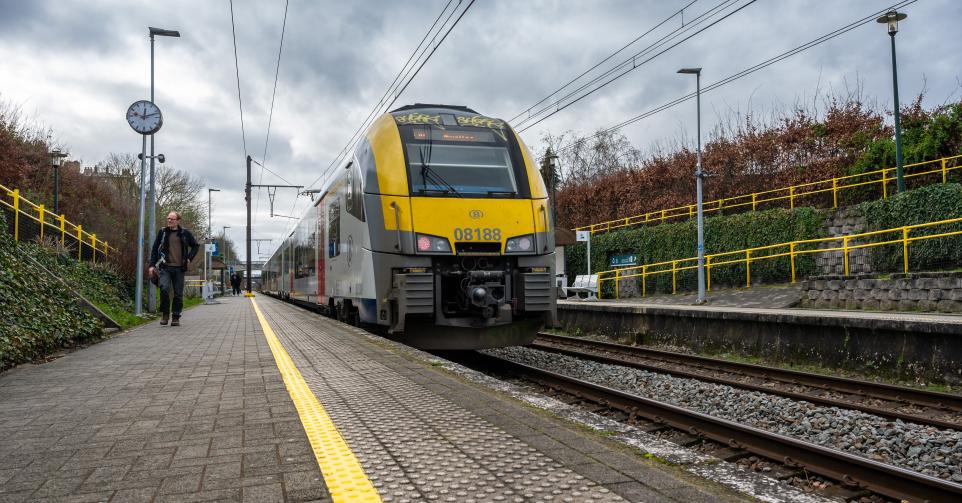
<box><xmin>486</xmin><ymin>346</ymin><xmax>962</xmax><ymax>482</ymax></box>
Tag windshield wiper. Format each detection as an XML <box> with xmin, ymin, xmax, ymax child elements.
<box><xmin>418</xmin><ymin>126</ymin><xmax>462</xmax><ymax>197</ymax></box>
<box><xmin>485</xmin><ymin>190</ymin><xmax>516</xmax><ymax>196</ymax></box>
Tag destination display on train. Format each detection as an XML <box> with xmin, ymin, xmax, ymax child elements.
<box><xmin>412</xmin><ymin>129</ymin><xmax>495</xmax><ymax>142</ymax></box>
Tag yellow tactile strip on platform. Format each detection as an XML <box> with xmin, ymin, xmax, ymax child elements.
<box><xmin>250</xmin><ymin>297</ymin><xmax>381</xmax><ymax>503</ymax></box>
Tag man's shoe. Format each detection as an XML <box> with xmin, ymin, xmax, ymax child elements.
<box><xmin>160</xmin><ymin>314</ymin><xmax>169</xmax><ymax>326</ymax></box>
<box><xmin>171</xmin><ymin>317</ymin><xmax>180</xmax><ymax>327</ymax></box>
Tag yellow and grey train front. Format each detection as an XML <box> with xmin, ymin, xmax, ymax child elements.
<box><xmin>364</xmin><ymin>104</ymin><xmax>556</xmax><ymax>349</ymax></box>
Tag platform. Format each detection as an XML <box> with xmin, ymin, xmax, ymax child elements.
<box><xmin>558</xmin><ymin>295</ymin><xmax>962</xmax><ymax>384</ymax></box>
<box><xmin>0</xmin><ymin>295</ymin><xmax>769</xmax><ymax>502</ymax></box>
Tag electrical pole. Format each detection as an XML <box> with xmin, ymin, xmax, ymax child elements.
<box><xmin>246</xmin><ymin>155</ymin><xmax>252</xmax><ymax>294</ymax></box>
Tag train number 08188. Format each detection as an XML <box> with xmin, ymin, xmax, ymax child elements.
<box><xmin>453</xmin><ymin>227</ymin><xmax>501</xmax><ymax>241</ymax></box>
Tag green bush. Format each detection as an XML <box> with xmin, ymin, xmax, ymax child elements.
<box><xmin>0</xmin><ymin>213</ymin><xmax>104</xmax><ymax>370</ymax></box>
<box><xmin>565</xmin><ymin>207</ymin><xmax>825</xmax><ymax>296</ymax></box>
<box><xmin>860</xmin><ymin>183</ymin><xmax>962</xmax><ymax>273</ymax></box>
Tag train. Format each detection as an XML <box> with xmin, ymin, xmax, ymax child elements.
<box><xmin>261</xmin><ymin>104</ymin><xmax>557</xmax><ymax>349</ymax></box>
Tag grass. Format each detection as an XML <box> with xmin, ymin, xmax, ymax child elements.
<box><xmin>93</xmin><ymin>296</ymin><xmax>204</xmax><ymax>331</ymax></box>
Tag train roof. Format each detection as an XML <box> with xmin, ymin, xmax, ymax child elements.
<box><xmin>389</xmin><ymin>103</ymin><xmax>479</xmax><ymax>115</ymax></box>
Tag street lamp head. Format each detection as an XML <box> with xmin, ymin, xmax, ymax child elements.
<box><xmin>49</xmin><ymin>148</ymin><xmax>69</xmax><ymax>167</ymax></box>
<box><xmin>209</xmin><ymin>188</ymin><xmax>221</xmax><ymax>193</ymax></box>
<box><xmin>678</xmin><ymin>67</ymin><xmax>702</xmax><ymax>75</ymax></box>
<box><xmin>876</xmin><ymin>10</ymin><xmax>906</xmax><ymax>35</ymax></box>
<box><xmin>546</xmin><ymin>150</ymin><xmax>559</xmax><ymax>169</ymax></box>
<box><xmin>148</xmin><ymin>27</ymin><xmax>181</xmax><ymax>38</ymax></box>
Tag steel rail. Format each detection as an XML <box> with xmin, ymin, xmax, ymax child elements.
<box><xmin>469</xmin><ymin>351</ymin><xmax>962</xmax><ymax>503</ymax></box>
<box><xmin>534</xmin><ymin>333</ymin><xmax>962</xmax><ymax>430</ymax></box>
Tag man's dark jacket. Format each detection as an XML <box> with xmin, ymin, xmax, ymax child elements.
<box><xmin>149</xmin><ymin>226</ymin><xmax>200</xmax><ymax>269</ymax></box>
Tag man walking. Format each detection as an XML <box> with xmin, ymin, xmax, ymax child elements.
<box><xmin>148</xmin><ymin>211</ymin><xmax>200</xmax><ymax>326</ymax></box>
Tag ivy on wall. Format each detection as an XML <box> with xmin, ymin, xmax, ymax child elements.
<box><xmin>861</xmin><ymin>183</ymin><xmax>962</xmax><ymax>273</ymax></box>
<box><xmin>0</xmin><ymin>212</ymin><xmax>114</xmax><ymax>371</ymax></box>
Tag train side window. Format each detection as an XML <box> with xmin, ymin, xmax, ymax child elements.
<box><xmin>346</xmin><ymin>163</ymin><xmax>354</xmax><ymax>212</ymax></box>
<box><xmin>346</xmin><ymin>161</ymin><xmax>365</xmax><ymax>221</ymax></box>
<box><xmin>328</xmin><ymin>200</ymin><xmax>340</xmax><ymax>258</ymax></box>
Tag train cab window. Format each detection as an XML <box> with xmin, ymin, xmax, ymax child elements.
<box><xmin>346</xmin><ymin>161</ymin><xmax>365</xmax><ymax>221</ymax></box>
<box><xmin>327</xmin><ymin>200</ymin><xmax>340</xmax><ymax>258</ymax></box>
<box><xmin>399</xmin><ymin>123</ymin><xmax>526</xmax><ymax>197</ymax></box>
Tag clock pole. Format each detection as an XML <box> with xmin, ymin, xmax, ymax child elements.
<box><xmin>135</xmin><ymin>134</ymin><xmax>148</xmax><ymax>315</ymax></box>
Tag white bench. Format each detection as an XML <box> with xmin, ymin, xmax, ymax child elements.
<box><xmin>564</xmin><ymin>274</ymin><xmax>599</xmax><ymax>300</ymax></box>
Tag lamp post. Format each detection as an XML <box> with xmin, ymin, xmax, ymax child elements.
<box><xmin>876</xmin><ymin>10</ymin><xmax>907</xmax><ymax>194</ymax></box>
<box><xmin>207</xmin><ymin>188</ymin><xmax>220</xmax><ymax>285</ymax></box>
<box><xmin>48</xmin><ymin>149</ymin><xmax>69</xmax><ymax>215</ymax></box>
<box><xmin>678</xmin><ymin>67</ymin><xmax>706</xmax><ymax>304</ymax></box>
<box><xmin>222</xmin><ymin>225</ymin><xmax>231</xmax><ymax>295</ymax></box>
<box><xmin>147</xmin><ymin>26</ymin><xmax>180</xmax><ymax>312</ymax></box>
<box><xmin>222</xmin><ymin>226</ymin><xmax>231</xmax><ymax>268</ymax></box>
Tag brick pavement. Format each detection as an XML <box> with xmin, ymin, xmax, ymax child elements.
<box><xmin>0</xmin><ymin>298</ymin><xmax>329</xmax><ymax>502</ymax></box>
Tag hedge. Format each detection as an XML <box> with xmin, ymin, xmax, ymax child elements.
<box><xmin>565</xmin><ymin>207</ymin><xmax>826</xmax><ymax>296</ymax></box>
<box><xmin>860</xmin><ymin>183</ymin><xmax>962</xmax><ymax>273</ymax></box>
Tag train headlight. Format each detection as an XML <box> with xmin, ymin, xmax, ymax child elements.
<box><xmin>505</xmin><ymin>234</ymin><xmax>534</xmax><ymax>253</ymax></box>
<box><xmin>416</xmin><ymin>233</ymin><xmax>452</xmax><ymax>253</ymax></box>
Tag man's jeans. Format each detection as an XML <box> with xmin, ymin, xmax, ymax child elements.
<box><xmin>158</xmin><ymin>267</ymin><xmax>186</xmax><ymax>316</ymax></box>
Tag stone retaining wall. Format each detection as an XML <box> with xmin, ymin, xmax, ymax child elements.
<box><xmin>558</xmin><ymin>301</ymin><xmax>962</xmax><ymax>384</ymax></box>
<box><xmin>800</xmin><ymin>272</ymin><xmax>962</xmax><ymax>313</ymax></box>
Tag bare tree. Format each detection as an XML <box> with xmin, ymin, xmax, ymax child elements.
<box><xmin>539</xmin><ymin>128</ymin><xmax>640</xmax><ymax>190</ymax></box>
<box><xmin>154</xmin><ymin>164</ymin><xmax>207</xmax><ymax>236</ymax></box>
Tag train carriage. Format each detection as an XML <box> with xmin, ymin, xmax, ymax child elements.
<box><xmin>263</xmin><ymin>104</ymin><xmax>556</xmax><ymax>349</ymax></box>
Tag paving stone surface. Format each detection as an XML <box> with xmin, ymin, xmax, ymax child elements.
<box><xmin>0</xmin><ymin>297</ymin><xmax>330</xmax><ymax>502</ymax></box>
<box><xmin>257</xmin><ymin>296</ymin><xmax>752</xmax><ymax>503</ymax></box>
<box><xmin>1</xmin><ymin>295</ymin><xmax>756</xmax><ymax>502</ymax></box>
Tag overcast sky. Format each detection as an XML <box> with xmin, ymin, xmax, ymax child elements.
<box><xmin>1</xmin><ymin>0</ymin><xmax>958</xmax><ymax>261</ymax></box>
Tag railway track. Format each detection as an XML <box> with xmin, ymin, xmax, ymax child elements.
<box><xmin>456</xmin><ymin>350</ymin><xmax>962</xmax><ymax>503</ymax></box>
<box><xmin>533</xmin><ymin>332</ymin><xmax>962</xmax><ymax>431</ymax></box>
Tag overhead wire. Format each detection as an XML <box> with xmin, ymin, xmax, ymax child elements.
<box><xmin>508</xmin><ymin>0</ymin><xmax>700</xmax><ymax>124</ymax></box>
<box><xmin>303</xmin><ymin>0</ymin><xmax>476</xmax><ymax>192</ymax></box>
<box><xmin>254</xmin><ymin>0</ymin><xmax>291</xmax><ymax>224</ymax></box>
<box><xmin>384</xmin><ymin>0</ymin><xmax>476</xmax><ymax>111</ymax></box>
<box><xmin>304</xmin><ymin>0</ymin><xmax>468</xmax><ymax>192</ymax></box>
<box><xmin>515</xmin><ymin>0</ymin><xmax>758</xmax><ymax>133</ymax></box>
<box><xmin>315</xmin><ymin>0</ymin><xmax>456</xmax><ymax>187</ymax></box>
<box><xmin>542</xmin><ymin>0</ymin><xmax>918</xmax><ymax>162</ymax></box>
<box><xmin>228</xmin><ymin>0</ymin><xmax>248</xmax><ymax>157</ymax></box>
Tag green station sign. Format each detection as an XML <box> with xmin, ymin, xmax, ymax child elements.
<box><xmin>609</xmin><ymin>254</ymin><xmax>638</xmax><ymax>267</ymax></box>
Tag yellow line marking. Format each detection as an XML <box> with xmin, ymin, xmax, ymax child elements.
<box><xmin>249</xmin><ymin>298</ymin><xmax>381</xmax><ymax>503</ymax></box>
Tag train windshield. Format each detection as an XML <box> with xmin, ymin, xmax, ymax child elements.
<box><xmin>402</xmin><ymin>126</ymin><xmax>519</xmax><ymax>196</ymax></box>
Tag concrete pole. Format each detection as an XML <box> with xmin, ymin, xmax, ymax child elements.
<box><xmin>246</xmin><ymin>155</ymin><xmax>252</xmax><ymax>294</ymax></box>
<box><xmin>135</xmin><ymin>134</ymin><xmax>148</xmax><ymax>315</ymax></box>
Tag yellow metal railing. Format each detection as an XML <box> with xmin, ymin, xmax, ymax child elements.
<box><xmin>576</xmin><ymin>154</ymin><xmax>962</xmax><ymax>234</ymax></box>
<box><xmin>597</xmin><ymin>216</ymin><xmax>962</xmax><ymax>299</ymax></box>
<box><xmin>0</xmin><ymin>182</ymin><xmax>115</xmax><ymax>262</ymax></box>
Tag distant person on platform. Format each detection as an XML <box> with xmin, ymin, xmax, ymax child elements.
<box><xmin>148</xmin><ymin>211</ymin><xmax>200</xmax><ymax>326</ymax></box>
<box><xmin>231</xmin><ymin>271</ymin><xmax>242</xmax><ymax>296</ymax></box>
